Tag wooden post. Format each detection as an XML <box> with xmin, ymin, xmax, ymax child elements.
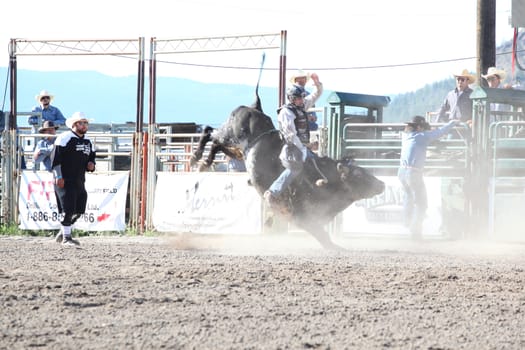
<box><xmin>477</xmin><ymin>0</ymin><xmax>496</xmax><ymax>85</ymax></box>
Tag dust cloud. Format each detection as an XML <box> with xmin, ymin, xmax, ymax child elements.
<box><xmin>165</xmin><ymin>228</ymin><xmax>525</xmax><ymax>259</ymax></box>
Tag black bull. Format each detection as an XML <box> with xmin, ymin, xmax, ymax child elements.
<box><xmin>191</xmin><ymin>99</ymin><xmax>385</xmax><ymax>250</ymax></box>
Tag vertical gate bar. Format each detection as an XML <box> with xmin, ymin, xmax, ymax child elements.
<box><xmin>146</xmin><ymin>124</ymin><xmax>157</xmax><ymax>230</ymax></box>
<box><xmin>140</xmin><ymin>132</ymin><xmax>149</xmax><ymax>233</ymax></box>
<box><xmin>129</xmin><ymin>132</ymin><xmax>141</xmax><ymax>231</ymax></box>
<box><xmin>8</xmin><ymin>40</ymin><xmax>18</xmax><ymax>225</ymax></box>
<box><xmin>278</xmin><ymin>30</ymin><xmax>287</xmax><ymax>107</ymax></box>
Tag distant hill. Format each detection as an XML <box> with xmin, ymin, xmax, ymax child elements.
<box><xmin>2</xmin><ymin>34</ymin><xmax>523</xmax><ymax>127</ymax></box>
<box><xmin>384</xmin><ymin>32</ymin><xmax>525</xmax><ymax>123</ymax></box>
<box><xmin>0</xmin><ymin>69</ymin><xmax>287</xmax><ymax>128</ymax></box>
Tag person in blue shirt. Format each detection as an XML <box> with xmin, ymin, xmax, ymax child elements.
<box><xmin>398</xmin><ymin>116</ymin><xmax>458</xmax><ymax>239</ymax></box>
<box><xmin>28</xmin><ymin>90</ymin><xmax>66</xmax><ymax>132</ymax></box>
<box><xmin>33</xmin><ymin>120</ymin><xmax>59</xmax><ymax>171</ymax></box>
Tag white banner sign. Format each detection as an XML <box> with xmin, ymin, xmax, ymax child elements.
<box><xmin>341</xmin><ymin>177</ymin><xmax>446</xmax><ymax>236</ymax></box>
<box><xmin>153</xmin><ymin>172</ymin><xmax>262</xmax><ymax>234</ymax></box>
<box><xmin>19</xmin><ymin>171</ymin><xmax>129</xmax><ymax>231</ymax></box>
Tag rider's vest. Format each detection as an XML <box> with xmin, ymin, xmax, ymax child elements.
<box><xmin>280</xmin><ymin>104</ymin><xmax>310</xmax><ymax>145</ymax></box>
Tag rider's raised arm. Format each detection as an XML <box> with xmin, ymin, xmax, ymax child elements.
<box><xmin>304</xmin><ymin>73</ymin><xmax>323</xmax><ymax>111</ymax></box>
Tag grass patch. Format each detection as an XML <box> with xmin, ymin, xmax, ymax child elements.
<box><xmin>0</xmin><ymin>224</ymin><xmax>155</xmax><ymax>237</ymax></box>
<box><xmin>0</xmin><ymin>225</ymin><xmax>144</xmax><ymax>237</ymax></box>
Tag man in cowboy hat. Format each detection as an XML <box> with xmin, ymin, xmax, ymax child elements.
<box><xmin>436</xmin><ymin>69</ymin><xmax>476</xmax><ymax>123</ymax></box>
<box><xmin>52</xmin><ymin>112</ymin><xmax>96</xmax><ymax>246</ymax></box>
<box><xmin>483</xmin><ymin>67</ymin><xmax>513</xmax><ymax>121</ymax></box>
<box><xmin>264</xmin><ymin>73</ymin><xmax>323</xmax><ymax>215</ymax></box>
<box><xmin>28</xmin><ymin>90</ymin><xmax>66</xmax><ymax>132</ymax></box>
<box><xmin>33</xmin><ymin>120</ymin><xmax>59</xmax><ymax>171</ymax></box>
<box><xmin>483</xmin><ymin>67</ymin><xmax>511</xmax><ymax>89</ymax></box>
<box><xmin>289</xmin><ymin>69</ymin><xmax>311</xmax><ymax>86</ymax></box>
<box><xmin>398</xmin><ymin>116</ymin><xmax>459</xmax><ymax>240</ymax></box>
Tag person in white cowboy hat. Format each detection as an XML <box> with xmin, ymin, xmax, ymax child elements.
<box><xmin>289</xmin><ymin>69</ymin><xmax>321</xmax><ymax>133</ymax></box>
<box><xmin>436</xmin><ymin>69</ymin><xmax>476</xmax><ymax>125</ymax></box>
<box><xmin>398</xmin><ymin>115</ymin><xmax>459</xmax><ymax>240</ymax></box>
<box><xmin>289</xmin><ymin>69</ymin><xmax>311</xmax><ymax>85</ymax></box>
<box><xmin>52</xmin><ymin>112</ymin><xmax>96</xmax><ymax>246</ymax></box>
<box><xmin>482</xmin><ymin>67</ymin><xmax>509</xmax><ymax>88</ymax></box>
<box><xmin>482</xmin><ymin>67</ymin><xmax>513</xmax><ymax>121</ymax></box>
<box><xmin>28</xmin><ymin>90</ymin><xmax>66</xmax><ymax>132</ymax></box>
<box><xmin>33</xmin><ymin>120</ymin><xmax>59</xmax><ymax>171</ymax></box>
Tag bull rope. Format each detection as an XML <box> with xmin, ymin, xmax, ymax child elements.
<box><xmin>248</xmin><ymin>128</ymin><xmax>330</xmax><ymax>184</ymax></box>
<box><xmin>250</xmin><ymin>51</ymin><xmax>328</xmax><ymax>183</ymax></box>
<box><xmin>309</xmin><ymin>155</ymin><xmax>329</xmax><ymax>183</ymax></box>
<box><xmin>246</xmin><ymin>128</ymin><xmax>280</xmax><ymax>152</ymax></box>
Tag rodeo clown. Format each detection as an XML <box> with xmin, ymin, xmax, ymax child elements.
<box><xmin>52</xmin><ymin>112</ymin><xmax>96</xmax><ymax>246</ymax></box>
<box><xmin>264</xmin><ymin>72</ymin><xmax>323</xmax><ymax>215</ymax></box>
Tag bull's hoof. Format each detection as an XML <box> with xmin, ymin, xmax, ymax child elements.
<box><xmin>276</xmin><ymin>207</ymin><xmax>292</xmax><ymax>218</ymax></box>
<box><xmin>189</xmin><ymin>156</ymin><xmax>199</xmax><ymax>167</ymax></box>
<box><xmin>264</xmin><ymin>216</ymin><xmax>274</xmax><ymax>227</ymax></box>
<box><xmin>322</xmin><ymin>241</ymin><xmax>346</xmax><ymax>252</ymax></box>
<box><xmin>266</xmin><ymin>204</ymin><xmax>292</xmax><ymax>218</ymax></box>
<box><xmin>264</xmin><ymin>191</ymin><xmax>292</xmax><ymax>218</ymax></box>
<box><xmin>198</xmin><ymin>162</ymin><xmax>211</xmax><ymax>172</ymax></box>
<box><xmin>190</xmin><ymin>150</ymin><xmax>204</xmax><ymax>167</ymax></box>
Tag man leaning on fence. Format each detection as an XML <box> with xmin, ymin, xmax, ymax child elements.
<box><xmin>435</xmin><ymin>69</ymin><xmax>475</xmax><ymax>139</ymax></box>
<box><xmin>33</xmin><ymin>121</ymin><xmax>59</xmax><ymax>171</ymax></box>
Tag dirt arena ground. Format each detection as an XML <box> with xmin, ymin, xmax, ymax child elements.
<box><xmin>1</xmin><ymin>233</ymin><xmax>525</xmax><ymax>349</ymax></box>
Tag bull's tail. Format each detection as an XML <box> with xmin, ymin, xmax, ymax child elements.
<box><xmin>251</xmin><ymin>52</ymin><xmax>266</xmax><ymax>112</ymax></box>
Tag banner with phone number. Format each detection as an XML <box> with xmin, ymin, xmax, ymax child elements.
<box><xmin>18</xmin><ymin>171</ymin><xmax>129</xmax><ymax>231</ymax></box>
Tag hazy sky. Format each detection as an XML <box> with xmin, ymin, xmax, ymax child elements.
<box><xmin>1</xmin><ymin>0</ymin><xmax>516</xmax><ymax>95</ymax></box>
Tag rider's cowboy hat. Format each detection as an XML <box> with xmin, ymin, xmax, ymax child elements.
<box><xmin>406</xmin><ymin>115</ymin><xmax>431</xmax><ymax>130</ymax></box>
<box><xmin>38</xmin><ymin>120</ymin><xmax>59</xmax><ymax>133</ymax></box>
<box><xmin>453</xmin><ymin>69</ymin><xmax>476</xmax><ymax>84</ymax></box>
<box><xmin>35</xmin><ymin>90</ymin><xmax>54</xmax><ymax>103</ymax></box>
<box><xmin>482</xmin><ymin>67</ymin><xmax>506</xmax><ymax>81</ymax></box>
<box><xmin>66</xmin><ymin>112</ymin><xmax>92</xmax><ymax>129</ymax></box>
<box><xmin>289</xmin><ymin>69</ymin><xmax>310</xmax><ymax>84</ymax></box>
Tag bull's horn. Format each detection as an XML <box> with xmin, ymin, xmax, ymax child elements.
<box><xmin>337</xmin><ymin>162</ymin><xmax>350</xmax><ymax>175</ymax></box>
<box><xmin>315</xmin><ymin>179</ymin><xmax>328</xmax><ymax>187</ymax></box>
